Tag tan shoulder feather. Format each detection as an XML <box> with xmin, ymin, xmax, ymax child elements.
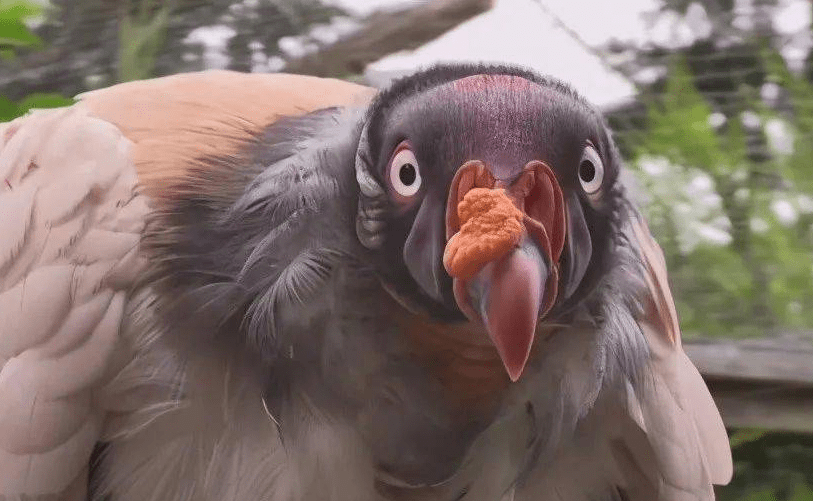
<box><xmin>77</xmin><ymin>71</ymin><xmax>376</xmax><ymax>199</ymax></box>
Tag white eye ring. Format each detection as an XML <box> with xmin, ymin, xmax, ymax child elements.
<box><xmin>389</xmin><ymin>147</ymin><xmax>422</xmax><ymax>197</ymax></box>
<box><xmin>578</xmin><ymin>145</ymin><xmax>604</xmax><ymax>195</ymax></box>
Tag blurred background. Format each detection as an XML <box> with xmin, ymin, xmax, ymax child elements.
<box><xmin>2</xmin><ymin>0</ymin><xmax>813</xmax><ymax>498</ymax></box>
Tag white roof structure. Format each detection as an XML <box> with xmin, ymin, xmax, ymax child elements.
<box><xmin>356</xmin><ymin>0</ymin><xmax>648</xmax><ymax>108</ymax></box>
<box><xmin>334</xmin><ymin>0</ymin><xmax>812</xmax><ymax>108</ymax></box>
<box><xmin>190</xmin><ymin>0</ymin><xmax>812</xmax><ymax>109</ymax></box>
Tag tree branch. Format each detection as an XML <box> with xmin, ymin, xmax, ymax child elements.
<box><xmin>282</xmin><ymin>0</ymin><xmax>494</xmax><ymax>78</ymax></box>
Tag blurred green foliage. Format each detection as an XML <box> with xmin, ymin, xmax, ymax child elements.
<box><xmin>0</xmin><ymin>0</ymin><xmax>43</xmax><ymax>57</ymax></box>
<box><xmin>718</xmin><ymin>431</ymin><xmax>813</xmax><ymax>501</ymax></box>
<box><xmin>612</xmin><ymin>2</ymin><xmax>813</xmax><ymax>492</ymax></box>
<box><xmin>0</xmin><ymin>92</ymin><xmax>73</xmax><ymax>121</ymax></box>
<box><xmin>118</xmin><ymin>0</ymin><xmax>172</xmax><ymax>82</ymax></box>
<box><xmin>0</xmin><ymin>0</ymin><xmax>72</xmax><ymax>120</ymax></box>
<box><xmin>1</xmin><ymin>0</ymin><xmax>348</xmax><ymax>110</ymax></box>
<box><xmin>630</xmin><ymin>52</ymin><xmax>813</xmax><ymax>338</ymax></box>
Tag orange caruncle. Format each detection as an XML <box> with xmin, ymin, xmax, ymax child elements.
<box><xmin>443</xmin><ymin>188</ymin><xmax>525</xmax><ymax>280</ymax></box>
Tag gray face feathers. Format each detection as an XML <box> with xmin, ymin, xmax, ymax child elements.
<box><xmin>135</xmin><ymin>64</ymin><xmax>719</xmax><ymax>500</ymax></box>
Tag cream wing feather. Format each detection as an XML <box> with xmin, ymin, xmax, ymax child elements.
<box><xmin>0</xmin><ymin>105</ymin><xmax>148</xmax><ymax>499</ymax></box>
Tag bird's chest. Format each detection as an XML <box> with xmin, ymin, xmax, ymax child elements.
<box><xmin>337</xmin><ymin>294</ymin><xmax>516</xmax><ymax>488</ymax></box>
<box><xmin>390</xmin><ymin>302</ymin><xmax>511</xmax><ymax>412</ymax></box>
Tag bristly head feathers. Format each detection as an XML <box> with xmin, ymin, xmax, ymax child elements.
<box><xmin>139</xmin><ymin>106</ymin><xmax>370</xmax><ymax>363</ymax></box>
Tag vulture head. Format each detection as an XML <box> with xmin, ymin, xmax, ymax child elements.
<box><xmin>354</xmin><ymin>65</ymin><xmax>624</xmax><ymax>382</ymax></box>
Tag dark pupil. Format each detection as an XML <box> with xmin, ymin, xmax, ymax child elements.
<box><xmin>579</xmin><ymin>160</ymin><xmax>595</xmax><ymax>182</ymax></box>
<box><xmin>399</xmin><ymin>163</ymin><xmax>417</xmax><ymax>186</ymax></box>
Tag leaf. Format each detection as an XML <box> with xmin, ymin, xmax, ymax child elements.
<box><xmin>0</xmin><ymin>94</ymin><xmax>19</xmax><ymax>121</ymax></box>
<box><xmin>16</xmin><ymin>93</ymin><xmax>74</xmax><ymax>112</ymax></box>
<box><xmin>0</xmin><ymin>0</ymin><xmax>42</xmax><ymax>21</ymax></box>
<box><xmin>730</xmin><ymin>429</ymin><xmax>768</xmax><ymax>449</ymax></box>
<box><xmin>0</xmin><ymin>19</ymin><xmax>42</xmax><ymax>48</ymax></box>
<box><xmin>0</xmin><ymin>93</ymin><xmax>73</xmax><ymax>121</ymax></box>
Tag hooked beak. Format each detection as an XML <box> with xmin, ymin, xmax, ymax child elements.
<box><xmin>458</xmin><ymin>238</ymin><xmax>548</xmax><ymax>381</ymax></box>
<box><xmin>443</xmin><ymin>160</ymin><xmax>566</xmax><ymax>381</ymax></box>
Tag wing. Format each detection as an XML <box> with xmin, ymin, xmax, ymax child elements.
<box><xmin>0</xmin><ymin>71</ymin><xmax>375</xmax><ymax>500</ymax></box>
<box><xmin>0</xmin><ymin>105</ymin><xmax>148</xmax><ymax>499</ymax></box>
<box><xmin>616</xmin><ymin>213</ymin><xmax>733</xmax><ymax>500</ymax></box>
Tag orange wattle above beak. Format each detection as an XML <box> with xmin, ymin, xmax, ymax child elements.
<box><xmin>443</xmin><ymin>160</ymin><xmax>566</xmax><ymax>381</ymax></box>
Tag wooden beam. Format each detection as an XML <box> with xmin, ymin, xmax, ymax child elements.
<box><xmin>282</xmin><ymin>0</ymin><xmax>494</xmax><ymax>78</ymax></box>
<box><xmin>704</xmin><ymin>379</ymin><xmax>813</xmax><ymax>433</ymax></box>
<box><xmin>685</xmin><ymin>337</ymin><xmax>813</xmax><ymax>432</ymax></box>
<box><xmin>685</xmin><ymin>337</ymin><xmax>813</xmax><ymax>385</ymax></box>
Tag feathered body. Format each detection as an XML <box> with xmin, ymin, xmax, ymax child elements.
<box><xmin>0</xmin><ymin>67</ymin><xmax>731</xmax><ymax>501</ymax></box>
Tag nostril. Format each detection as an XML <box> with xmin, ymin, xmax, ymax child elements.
<box><xmin>498</xmin><ymin>169</ymin><xmax>537</xmax><ymax>212</ymax></box>
<box><xmin>445</xmin><ymin>160</ymin><xmax>496</xmax><ymax>240</ymax></box>
<box><xmin>473</xmin><ymin>162</ymin><xmax>494</xmax><ymax>188</ymax></box>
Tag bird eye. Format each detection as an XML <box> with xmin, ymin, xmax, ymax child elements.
<box><xmin>578</xmin><ymin>144</ymin><xmax>604</xmax><ymax>194</ymax></box>
<box><xmin>389</xmin><ymin>146</ymin><xmax>422</xmax><ymax>197</ymax></box>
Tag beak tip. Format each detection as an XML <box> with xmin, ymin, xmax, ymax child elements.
<box><xmin>500</xmin><ymin>349</ymin><xmax>530</xmax><ymax>383</ymax></box>
<box><xmin>507</xmin><ymin>368</ymin><xmax>524</xmax><ymax>383</ymax></box>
